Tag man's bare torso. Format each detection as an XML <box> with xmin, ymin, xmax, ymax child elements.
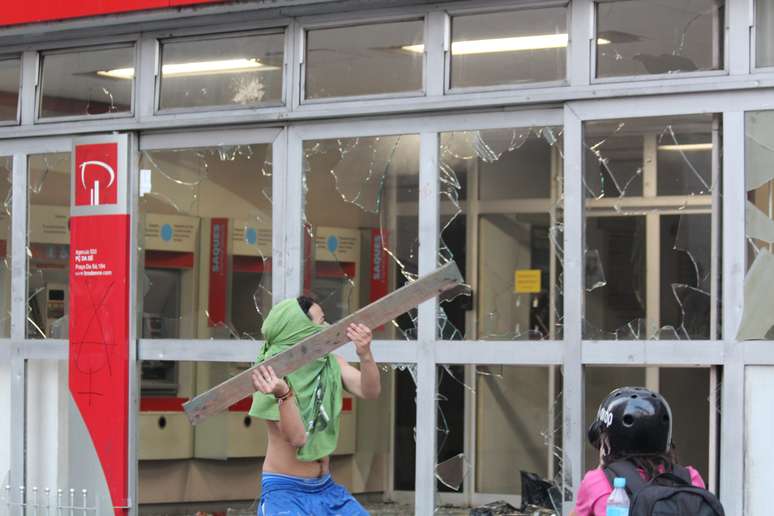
<box><xmin>262</xmin><ymin>421</ymin><xmax>329</xmax><ymax>478</ymax></box>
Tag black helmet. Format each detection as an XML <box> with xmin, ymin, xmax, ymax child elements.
<box><xmin>588</xmin><ymin>386</ymin><xmax>672</xmax><ymax>455</ymax></box>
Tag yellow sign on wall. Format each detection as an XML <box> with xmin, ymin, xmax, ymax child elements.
<box><xmin>514</xmin><ymin>269</ymin><xmax>542</xmax><ymax>293</ymax></box>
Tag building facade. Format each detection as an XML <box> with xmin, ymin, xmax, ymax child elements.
<box><xmin>0</xmin><ymin>0</ymin><xmax>773</xmax><ymax>514</ymax></box>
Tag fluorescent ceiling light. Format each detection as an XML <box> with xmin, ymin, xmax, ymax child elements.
<box><xmin>403</xmin><ymin>34</ymin><xmax>611</xmax><ymax>55</ymax></box>
<box><xmin>97</xmin><ymin>67</ymin><xmax>135</xmax><ymax>79</ymax></box>
<box><xmin>97</xmin><ymin>58</ymin><xmax>277</xmax><ymax>79</ymax></box>
<box><xmin>658</xmin><ymin>143</ymin><xmax>713</xmax><ymax>151</ymax></box>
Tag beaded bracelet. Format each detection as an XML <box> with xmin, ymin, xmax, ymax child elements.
<box><xmin>275</xmin><ymin>387</ymin><xmax>293</xmax><ymax>403</ymax></box>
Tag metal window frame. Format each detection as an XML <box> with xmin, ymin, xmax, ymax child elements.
<box><xmin>138</xmin><ymin>127</ymin><xmax>287</xmax><ymax>342</ymax></box>
<box><xmin>0</xmin><ymin>54</ymin><xmax>22</xmax><ymax>127</ymax></box>
<box><xmin>34</xmin><ymin>41</ymin><xmax>140</xmax><ymax>124</ymax></box>
<box><xmin>296</xmin><ymin>14</ymin><xmax>428</xmax><ymax>106</ymax></box>
<box><xmin>152</xmin><ymin>27</ymin><xmax>290</xmax><ymax>115</ymax></box>
<box><xmin>289</xmin><ymin>107</ymin><xmax>563</xmax><ymax>509</ymax></box>
<box><xmin>748</xmin><ymin>0</ymin><xmax>773</xmax><ymax>73</ymax></box>
<box><xmin>443</xmin><ymin>1</ymin><xmax>571</xmax><ymax>94</ymax></box>
<box><xmin>562</xmin><ymin>92</ymin><xmax>749</xmax><ymax>514</ymax></box>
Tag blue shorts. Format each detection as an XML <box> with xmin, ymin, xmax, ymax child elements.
<box><xmin>258</xmin><ymin>472</ymin><xmax>369</xmax><ymax>516</ymax></box>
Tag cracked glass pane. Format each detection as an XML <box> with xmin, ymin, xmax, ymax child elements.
<box><xmin>427</xmin><ymin>366</ymin><xmax>563</xmax><ymax>511</ymax></box>
<box><xmin>449</xmin><ymin>6</ymin><xmax>567</xmax><ymax>89</ymax></box>
<box><xmin>303</xmin><ymin>134</ymin><xmax>419</xmax><ymax>339</ymax></box>
<box><xmin>27</xmin><ymin>152</ymin><xmax>71</xmax><ymax>339</ymax></box>
<box><xmin>0</xmin><ymin>57</ymin><xmax>20</xmax><ymax>122</ymax></box>
<box><xmin>0</xmin><ymin>156</ymin><xmax>10</xmax><ymax>337</ymax></box>
<box><xmin>139</xmin><ymin>144</ymin><xmax>273</xmax><ymax>340</ymax></box>
<box><xmin>585</xmin><ymin>367</ymin><xmax>713</xmax><ymax>492</ymax></box>
<box><xmin>595</xmin><ymin>0</ymin><xmax>724</xmax><ymax>78</ymax></box>
<box><xmin>159</xmin><ymin>31</ymin><xmax>285</xmax><ymax>110</ymax></box>
<box><xmin>742</xmin><ymin>111</ymin><xmax>774</xmax><ymax>339</ymax></box>
<box><xmin>439</xmin><ymin>127</ymin><xmax>564</xmax><ymax>341</ymax></box>
<box><xmin>305</xmin><ymin>20</ymin><xmax>423</xmax><ymax>99</ymax></box>
<box><xmin>39</xmin><ymin>46</ymin><xmax>134</xmax><ymax>118</ymax></box>
<box><xmin>584</xmin><ymin>115</ymin><xmax>719</xmax><ymax>340</ymax></box>
<box><xmin>475</xmin><ymin>366</ymin><xmax>562</xmax><ymax>504</ymax></box>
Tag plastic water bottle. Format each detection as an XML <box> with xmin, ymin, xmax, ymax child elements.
<box><xmin>606</xmin><ymin>477</ymin><xmax>630</xmax><ymax>516</ymax></box>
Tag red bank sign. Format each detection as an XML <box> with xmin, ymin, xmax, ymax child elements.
<box><xmin>0</xmin><ymin>0</ymin><xmax>228</xmax><ymax>27</ymax></box>
<box><xmin>70</xmin><ymin>135</ymin><xmax>130</xmax><ymax>516</ymax></box>
<box><xmin>75</xmin><ymin>143</ymin><xmax>119</xmax><ymax>207</ymax></box>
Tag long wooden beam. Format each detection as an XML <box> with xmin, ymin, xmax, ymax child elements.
<box><xmin>183</xmin><ymin>261</ymin><xmax>463</xmax><ymax>425</ymax></box>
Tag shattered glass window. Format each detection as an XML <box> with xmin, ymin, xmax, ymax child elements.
<box><xmin>756</xmin><ymin>0</ymin><xmax>774</xmax><ymax>68</ymax></box>
<box><xmin>0</xmin><ymin>57</ymin><xmax>20</xmax><ymax>122</ymax></box>
<box><xmin>139</xmin><ymin>144</ymin><xmax>272</xmax><ymax>340</ymax></box>
<box><xmin>0</xmin><ymin>157</ymin><xmax>10</xmax><ymax>336</ymax></box>
<box><xmin>585</xmin><ymin>367</ymin><xmax>712</xmax><ymax>482</ymax></box>
<box><xmin>158</xmin><ymin>31</ymin><xmax>285</xmax><ymax>111</ymax></box>
<box><xmin>741</xmin><ymin>111</ymin><xmax>774</xmax><ymax>340</ymax></box>
<box><xmin>438</xmin><ymin>127</ymin><xmax>564</xmax><ymax>341</ymax></box>
<box><xmin>39</xmin><ymin>46</ymin><xmax>134</xmax><ymax>118</ymax></box>
<box><xmin>449</xmin><ymin>7</ymin><xmax>567</xmax><ymax>89</ymax></box>
<box><xmin>415</xmin><ymin>365</ymin><xmax>562</xmax><ymax>511</ymax></box>
<box><xmin>584</xmin><ymin>115</ymin><xmax>719</xmax><ymax>340</ymax></box>
<box><xmin>27</xmin><ymin>153</ymin><xmax>71</xmax><ymax>339</ymax></box>
<box><xmin>595</xmin><ymin>0</ymin><xmax>724</xmax><ymax>78</ymax></box>
<box><xmin>303</xmin><ymin>135</ymin><xmax>419</xmax><ymax>339</ymax></box>
<box><xmin>305</xmin><ymin>20</ymin><xmax>424</xmax><ymax>99</ymax></box>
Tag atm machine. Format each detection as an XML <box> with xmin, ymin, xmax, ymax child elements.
<box><xmin>138</xmin><ymin>213</ymin><xmax>198</xmax><ymax>461</ymax></box>
<box><xmin>193</xmin><ymin>218</ymin><xmax>274</xmax><ymax>459</ymax></box>
<box><xmin>27</xmin><ymin>205</ymin><xmax>70</xmax><ymax>338</ymax></box>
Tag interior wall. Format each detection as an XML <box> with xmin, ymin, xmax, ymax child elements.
<box><xmin>477</xmin><ymin>215</ymin><xmax>531</xmax><ymax>338</ymax></box>
<box><xmin>475</xmin><ymin>366</ymin><xmax>550</xmax><ymax>495</ymax></box>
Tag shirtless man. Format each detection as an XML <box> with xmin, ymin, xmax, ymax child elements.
<box><xmin>249</xmin><ymin>296</ymin><xmax>381</xmax><ymax>516</ymax></box>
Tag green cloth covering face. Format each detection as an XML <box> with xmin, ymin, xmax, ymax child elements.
<box><xmin>248</xmin><ymin>298</ymin><xmax>342</xmax><ymax>462</ymax></box>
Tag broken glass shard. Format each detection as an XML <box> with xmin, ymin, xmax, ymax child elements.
<box><xmin>746</xmin><ymin>200</ymin><xmax>774</xmax><ymax>244</ymax></box>
<box><xmin>670</xmin><ymin>284</ymin><xmax>711</xmax><ymax>339</ymax></box>
<box><xmin>737</xmin><ymin>249</ymin><xmax>774</xmax><ymax>340</ymax></box>
<box><xmin>746</xmin><ymin>112</ymin><xmax>774</xmax><ymax>190</ymax></box>
<box><xmin>434</xmin><ymin>453</ymin><xmax>470</xmax><ymax>491</ymax></box>
<box><xmin>585</xmin><ymin>249</ymin><xmax>607</xmax><ymax>292</ymax></box>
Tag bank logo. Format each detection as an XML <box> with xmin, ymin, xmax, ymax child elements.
<box><xmin>75</xmin><ymin>143</ymin><xmax>119</xmax><ymax>207</ymax></box>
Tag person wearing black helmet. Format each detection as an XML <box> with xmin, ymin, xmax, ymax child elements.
<box><xmin>571</xmin><ymin>386</ymin><xmax>708</xmax><ymax>516</ymax></box>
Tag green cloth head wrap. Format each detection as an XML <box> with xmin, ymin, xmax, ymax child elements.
<box><xmin>248</xmin><ymin>298</ymin><xmax>342</xmax><ymax>461</ymax></box>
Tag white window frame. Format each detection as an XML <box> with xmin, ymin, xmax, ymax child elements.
<box><xmin>589</xmin><ymin>0</ymin><xmax>730</xmax><ymax>84</ymax></box>
<box><xmin>749</xmin><ymin>0</ymin><xmax>774</xmax><ymax>73</ymax></box>
<box><xmin>0</xmin><ymin>54</ymin><xmax>22</xmax><ymax>127</ymax></box>
<box><xmin>443</xmin><ymin>0</ymin><xmax>571</xmax><ymax>95</ymax></box>
<box><xmin>295</xmin><ymin>13</ymin><xmax>429</xmax><ymax>107</ymax></box>
<box><xmin>34</xmin><ymin>41</ymin><xmax>140</xmax><ymax>124</ymax></box>
<box><xmin>152</xmin><ymin>27</ymin><xmax>290</xmax><ymax>116</ymax></box>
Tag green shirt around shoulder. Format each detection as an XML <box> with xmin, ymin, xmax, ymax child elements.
<box><xmin>248</xmin><ymin>298</ymin><xmax>343</xmax><ymax>462</ymax></box>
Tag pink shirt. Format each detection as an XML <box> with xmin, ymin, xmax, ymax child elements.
<box><xmin>573</xmin><ymin>466</ymin><xmax>706</xmax><ymax>516</ymax></box>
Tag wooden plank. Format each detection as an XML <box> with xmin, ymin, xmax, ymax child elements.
<box><xmin>183</xmin><ymin>261</ymin><xmax>463</xmax><ymax>425</ymax></box>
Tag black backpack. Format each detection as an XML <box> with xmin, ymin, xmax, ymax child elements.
<box><xmin>604</xmin><ymin>460</ymin><xmax>725</xmax><ymax>516</ymax></box>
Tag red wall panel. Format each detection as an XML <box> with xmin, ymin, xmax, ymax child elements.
<box><xmin>0</xmin><ymin>0</ymin><xmax>228</xmax><ymax>27</ymax></box>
